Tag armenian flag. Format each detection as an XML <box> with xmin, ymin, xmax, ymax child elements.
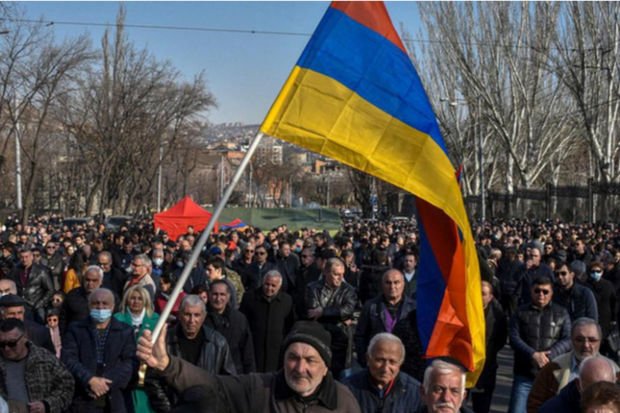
<box><xmin>259</xmin><ymin>1</ymin><xmax>484</xmax><ymax>385</ymax></box>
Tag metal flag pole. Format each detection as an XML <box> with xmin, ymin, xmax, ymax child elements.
<box><xmin>150</xmin><ymin>132</ymin><xmax>265</xmax><ymax>342</ymax></box>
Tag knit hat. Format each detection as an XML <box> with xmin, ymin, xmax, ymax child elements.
<box><xmin>0</xmin><ymin>294</ymin><xmax>26</xmax><ymax>307</ymax></box>
<box><xmin>283</xmin><ymin>321</ymin><xmax>332</xmax><ymax>366</ymax></box>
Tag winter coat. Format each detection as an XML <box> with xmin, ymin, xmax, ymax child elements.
<box><xmin>61</xmin><ymin>317</ymin><xmax>136</xmax><ymax>413</ymax></box>
<box><xmin>167</xmin><ymin>323</ymin><xmax>236</xmax><ymax>376</ymax></box>
<box><xmin>8</xmin><ymin>263</ymin><xmax>54</xmax><ymax>319</ymax></box>
<box><xmin>341</xmin><ymin>370</ymin><xmax>422</xmax><ymax>413</ymax></box>
<box><xmin>239</xmin><ymin>288</ymin><xmax>295</xmax><ymax>372</ymax></box>
<box><xmin>509</xmin><ymin>303</ymin><xmax>571</xmax><ymax>379</ymax></box>
<box><xmin>0</xmin><ymin>342</ymin><xmax>74</xmax><ymax>413</ymax></box>
<box><xmin>354</xmin><ymin>295</ymin><xmax>416</xmax><ymax>366</ymax></box>
<box><xmin>158</xmin><ymin>355</ymin><xmax>362</xmax><ymax>412</ymax></box>
<box><xmin>205</xmin><ymin>306</ymin><xmax>256</xmax><ymax>374</ymax></box>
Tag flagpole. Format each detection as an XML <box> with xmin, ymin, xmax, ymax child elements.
<box><xmin>150</xmin><ymin>131</ymin><xmax>265</xmax><ymax>343</ymax></box>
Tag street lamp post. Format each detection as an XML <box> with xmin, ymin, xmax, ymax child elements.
<box><xmin>440</xmin><ymin>96</ymin><xmax>485</xmax><ymax>222</ymax></box>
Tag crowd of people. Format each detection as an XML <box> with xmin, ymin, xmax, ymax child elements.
<box><xmin>0</xmin><ymin>214</ymin><xmax>618</xmax><ymax>412</ymax></box>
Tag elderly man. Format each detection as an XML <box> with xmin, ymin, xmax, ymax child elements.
<box><xmin>306</xmin><ymin>257</ymin><xmax>359</xmax><ymax>378</ymax></box>
<box><xmin>416</xmin><ymin>359</ymin><xmax>473</xmax><ymax>413</ymax></box>
<box><xmin>0</xmin><ymin>318</ymin><xmax>74</xmax><ymax>413</ymax></box>
<box><xmin>539</xmin><ymin>356</ymin><xmax>617</xmax><ymax>413</ymax></box>
<box><xmin>61</xmin><ymin>288</ymin><xmax>136</xmax><ymax>413</ymax></box>
<box><xmin>527</xmin><ymin>318</ymin><xmax>618</xmax><ymax>412</ymax></box>
<box><xmin>124</xmin><ymin>254</ymin><xmax>156</xmax><ymax>300</ymax></box>
<box><xmin>138</xmin><ymin>320</ymin><xmax>361</xmax><ymax>412</ymax></box>
<box><xmin>165</xmin><ymin>294</ymin><xmax>235</xmax><ymax>375</ymax></box>
<box><xmin>517</xmin><ymin>247</ymin><xmax>554</xmax><ymax>305</ymax></box>
<box><xmin>342</xmin><ymin>333</ymin><xmax>422</xmax><ymax>412</ymax></box>
<box><xmin>355</xmin><ymin>269</ymin><xmax>415</xmax><ymax>367</ymax></box>
<box><xmin>240</xmin><ymin>269</ymin><xmax>295</xmax><ymax>372</ymax></box>
<box><xmin>97</xmin><ymin>251</ymin><xmax>127</xmax><ymax>299</ymax></box>
<box><xmin>63</xmin><ymin>265</ymin><xmax>104</xmax><ymax>329</ymax></box>
<box><xmin>0</xmin><ymin>294</ymin><xmax>55</xmax><ymax>353</ymax></box>
<box><xmin>8</xmin><ymin>248</ymin><xmax>54</xmax><ymax>321</ymax></box>
<box><xmin>508</xmin><ymin>275</ymin><xmax>571</xmax><ymax>413</ymax></box>
<box><xmin>205</xmin><ymin>280</ymin><xmax>256</xmax><ymax>374</ymax></box>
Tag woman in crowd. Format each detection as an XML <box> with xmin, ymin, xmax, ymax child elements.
<box><xmin>114</xmin><ymin>285</ymin><xmax>160</xmax><ymax>413</ymax></box>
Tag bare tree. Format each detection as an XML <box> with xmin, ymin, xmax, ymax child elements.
<box><xmin>58</xmin><ymin>6</ymin><xmax>215</xmax><ymax>215</ymax></box>
<box><xmin>551</xmin><ymin>2</ymin><xmax>620</xmax><ymax>185</ymax></box>
<box><xmin>413</xmin><ymin>2</ymin><xmax>578</xmax><ymax>196</ymax></box>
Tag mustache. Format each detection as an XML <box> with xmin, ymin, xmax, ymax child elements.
<box><xmin>433</xmin><ymin>402</ymin><xmax>455</xmax><ymax>411</ymax></box>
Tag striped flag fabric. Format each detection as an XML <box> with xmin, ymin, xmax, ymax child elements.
<box><xmin>259</xmin><ymin>1</ymin><xmax>484</xmax><ymax>385</ymax></box>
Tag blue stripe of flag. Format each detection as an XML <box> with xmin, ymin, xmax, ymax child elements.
<box><xmin>297</xmin><ymin>7</ymin><xmax>448</xmax><ymax>155</ymax></box>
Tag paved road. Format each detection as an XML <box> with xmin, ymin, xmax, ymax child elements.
<box><xmin>464</xmin><ymin>345</ymin><xmax>514</xmax><ymax>413</ymax></box>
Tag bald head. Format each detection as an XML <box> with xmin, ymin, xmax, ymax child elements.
<box><xmin>0</xmin><ymin>280</ymin><xmax>17</xmax><ymax>296</ymax></box>
<box><xmin>579</xmin><ymin>356</ymin><xmax>617</xmax><ymax>392</ymax></box>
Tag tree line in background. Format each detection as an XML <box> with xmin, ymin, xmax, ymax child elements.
<box><xmin>1</xmin><ymin>3</ymin><xmax>619</xmax><ymax>223</ymax></box>
<box><xmin>407</xmin><ymin>2</ymin><xmax>620</xmax><ymax>197</ymax></box>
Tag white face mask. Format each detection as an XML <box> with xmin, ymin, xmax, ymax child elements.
<box><xmin>153</xmin><ymin>258</ymin><xmax>164</xmax><ymax>267</ymax></box>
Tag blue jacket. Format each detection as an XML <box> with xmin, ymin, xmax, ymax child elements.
<box><xmin>62</xmin><ymin>317</ymin><xmax>137</xmax><ymax>413</ymax></box>
<box><xmin>553</xmin><ymin>281</ymin><xmax>598</xmax><ymax>321</ymax></box>
<box><xmin>342</xmin><ymin>370</ymin><xmax>422</xmax><ymax>413</ymax></box>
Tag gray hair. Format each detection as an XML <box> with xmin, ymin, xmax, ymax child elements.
<box><xmin>180</xmin><ymin>294</ymin><xmax>206</xmax><ymax>314</ymax></box>
<box><xmin>264</xmin><ymin>270</ymin><xmax>283</xmax><ymax>280</ymax></box>
<box><xmin>571</xmin><ymin>317</ymin><xmax>602</xmax><ymax>339</ymax></box>
<box><xmin>88</xmin><ymin>288</ymin><xmax>115</xmax><ymax>307</ymax></box>
<box><xmin>423</xmin><ymin>359</ymin><xmax>466</xmax><ymax>394</ymax></box>
<box><xmin>134</xmin><ymin>253</ymin><xmax>152</xmax><ymax>270</ymax></box>
<box><xmin>85</xmin><ymin>265</ymin><xmax>104</xmax><ymax>281</ymax></box>
<box><xmin>367</xmin><ymin>333</ymin><xmax>405</xmax><ymax>364</ymax></box>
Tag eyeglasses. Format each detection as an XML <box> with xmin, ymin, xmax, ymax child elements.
<box><xmin>46</xmin><ymin>246</ymin><xmax>55</xmax><ymax>250</ymax></box>
<box><xmin>245</xmin><ymin>250</ymin><xmax>255</xmax><ymax>254</ymax></box>
<box><xmin>256</xmin><ymin>251</ymin><xmax>267</xmax><ymax>256</ymax></box>
<box><xmin>534</xmin><ymin>288</ymin><xmax>551</xmax><ymax>295</ymax></box>
<box><xmin>574</xmin><ymin>336</ymin><xmax>600</xmax><ymax>344</ymax></box>
<box><xmin>0</xmin><ymin>334</ymin><xmax>24</xmax><ymax>349</ymax></box>
<box><xmin>556</xmin><ymin>271</ymin><xmax>568</xmax><ymax>276</ymax></box>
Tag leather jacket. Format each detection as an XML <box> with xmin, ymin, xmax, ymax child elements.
<box><xmin>9</xmin><ymin>263</ymin><xmax>54</xmax><ymax>314</ymax></box>
<box><xmin>305</xmin><ymin>280</ymin><xmax>358</xmax><ymax>324</ymax></box>
<box><xmin>167</xmin><ymin>324</ymin><xmax>236</xmax><ymax>376</ymax></box>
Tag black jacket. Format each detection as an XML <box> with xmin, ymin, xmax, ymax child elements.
<box><xmin>342</xmin><ymin>370</ymin><xmax>422</xmax><ymax>413</ymax></box>
<box><xmin>242</xmin><ymin>261</ymin><xmax>277</xmax><ymax>291</ymax></box>
<box><xmin>305</xmin><ymin>280</ymin><xmax>358</xmax><ymax>325</ymax></box>
<box><xmin>392</xmin><ymin>310</ymin><xmax>425</xmax><ymax>382</ymax></box>
<box><xmin>476</xmin><ymin>298</ymin><xmax>508</xmax><ymax>389</ymax></box>
<box><xmin>276</xmin><ymin>253</ymin><xmax>300</xmax><ymax>293</ymax></box>
<box><xmin>354</xmin><ymin>295</ymin><xmax>416</xmax><ymax>366</ymax></box>
<box><xmin>8</xmin><ymin>263</ymin><xmax>54</xmax><ymax>317</ymax></box>
<box><xmin>205</xmin><ymin>305</ymin><xmax>256</xmax><ymax>374</ymax></box>
<box><xmin>587</xmin><ymin>278</ymin><xmax>616</xmax><ymax>338</ymax></box>
<box><xmin>25</xmin><ymin>319</ymin><xmax>56</xmax><ymax>354</ymax></box>
<box><xmin>239</xmin><ymin>288</ymin><xmax>295</xmax><ymax>372</ymax></box>
<box><xmin>167</xmin><ymin>323</ymin><xmax>236</xmax><ymax>376</ymax></box>
<box><xmin>61</xmin><ymin>317</ymin><xmax>136</xmax><ymax>413</ymax></box>
<box><xmin>509</xmin><ymin>302</ymin><xmax>571</xmax><ymax>378</ymax></box>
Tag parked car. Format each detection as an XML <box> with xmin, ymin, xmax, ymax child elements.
<box><xmin>104</xmin><ymin>215</ymin><xmax>133</xmax><ymax>232</ymax></box>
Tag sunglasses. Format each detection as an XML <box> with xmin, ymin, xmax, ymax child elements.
<box><xmin>245</xmin><ymin>250</ymin><xmax>255</xmax><ymax>254</ymax></box>
<box><xmin>256</xmin><ymin>251</ymin><xmax>267</xmax><ymax>256</ymax></box>
<box><xmin>0</xmin><ymin>334</ymin><xmax>24</xmax><ymax>348</ymax></box>
<box><xmin>556</xmin><ymin>271</ymin><xmax>568</xmax><ymax>276</ymax></box>
<box><xmin>534</xmin><ymin>288</ymin><xmax>551</xmax><ymax>295</ymax></box>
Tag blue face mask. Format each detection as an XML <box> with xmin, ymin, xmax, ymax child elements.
<box><xmin>90</xmin><ymin>308</ymin><xmax>112</xmax><ymax>323</ymax></box>
<box><xmin>590</xmin><ymin>271</ymin><xmax>603</xmax><ymax>282</ymax></box>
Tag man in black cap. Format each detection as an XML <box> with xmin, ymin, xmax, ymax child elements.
<box><xmin>137</xmin><ymin>320</ymin><xmax>361</xmax><ymax>412</ymax></box>
<box><xmin>0</xmin><ymin>294</ymin><xmax>55</xmax><ymax>353</ymax></box>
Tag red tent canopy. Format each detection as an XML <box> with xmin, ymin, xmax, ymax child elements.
<box><xmin>154</xmin><ymin>196</ymin><xmax>218</xmax><ymax>241</ymax></box>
